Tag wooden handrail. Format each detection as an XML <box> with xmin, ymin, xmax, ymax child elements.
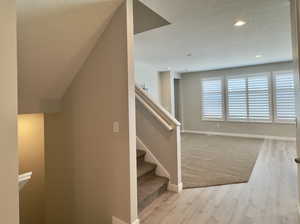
<box><xmin>135</xmin><ymin>85</ymin><xmax>181</xmax><ymax>131</ymax></box>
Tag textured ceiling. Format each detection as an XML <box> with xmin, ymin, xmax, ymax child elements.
<box><xmin>135</xmin><ymin>0</ymin><xmax>292</xmax><ymax>72</ymax></box>
<box><xmin>17</xmin><ymin>0</ymin><xmax>123</xmax><ymax>113</ymax></box>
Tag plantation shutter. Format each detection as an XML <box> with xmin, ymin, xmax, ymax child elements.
<box><xmin>274</xmin><ymin>71</ymin><xmax>296</xmax><ymax>122</ymax></box>
<box><xmin>248</xmin><ymin>75</ymin><xmax>271</xmax><ymax>121</ymax></box>
<box><xmin>227</xmin><ymin>74</ymin><xmax>271</xmax><ymax>121</ymax></box>
<box><xmin>201</xmin><ymin>78</ymin><xmax>224</xmax><ymax>120</ymax></box>
<box><xmin>227</xmin><ymin>77</ymin><xmax>247</xmax><ymax>120</ymax></box>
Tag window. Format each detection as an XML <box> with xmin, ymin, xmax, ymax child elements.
<box><xmin>227</xmin><ymin>77</ymin><xmax>247</xmax><ymax>120</ymax></box>
<box><xmin>200</xmin><ymin>71</ymin><xmax>295</xmax><ymax>123</ymax></box>
<box><xmin>226</xmin><ymin>74</ymin><xmax>271</xmax><ymax>122</ymax></box>
<box><xmin>201</xmin><ymin>78</ymin><xmax>224</xmax><ymax>120</ymax></box>
<box><xmin>273</xmin><ymin>71</ymin><xmax>296</xmax><ymax>123</ymax></box>
<box><xmin>248</xmin><ymin>75</ymin><xmax>271</xmax><ymax>121</ymax></box>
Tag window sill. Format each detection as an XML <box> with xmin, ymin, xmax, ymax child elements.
<box><xmin>226</xmin><ymin>119</ymin><xmax>273</xmax><ymax>124</ymax></box>
<box><xmin>201</xmin><ymin>118</ymin><xmax>295</xmax><ymax>125</ymax></box>
<box><xmin>201</xmin><ymin>118</ymin><xmax>225</xmax><ymax>122</ymax></box>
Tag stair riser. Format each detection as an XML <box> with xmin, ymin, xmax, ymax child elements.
<box><xmin>138</xmin><ymin>183</ymin><xmax>168</xmax><ymax>212</ymax></box>
<box><xmin>137</xmin><ymin>155</ymin><xmax>145</xmax><ymax>166</ymax></box>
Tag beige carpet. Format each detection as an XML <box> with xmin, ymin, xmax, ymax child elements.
<box><xmin>182</xmin><ymin>134</ymin><xmax>264</xmax><ymax>188</ymax></box>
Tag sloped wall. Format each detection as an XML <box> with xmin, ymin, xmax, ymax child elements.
<box><xmin>0</xmin><ymin>1</ymin><xmax>19</xmax><ymax>224</ymax></box>
<box><xmin>17</xmin><ymin>0</ymin><xmax>123</xmax><ymax>114</ymax></box>
<box><xmin>44</xmin><ymin>1</ymin><xmax>137</xmax><ymax>223</ymax></box>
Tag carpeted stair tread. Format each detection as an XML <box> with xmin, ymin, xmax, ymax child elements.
<box><xmin>137</xmin><ymin>161</ymin><xmax>157</xmax><ymax>178</ymax></box>
<box><xmin>136</xmin><ymin>148</ymin><xmax>169</xmax><ymax>212</ymax></box>
<box><xmin>138</xmin><ymin>175</ymin><xmax>168</xmax><ymax>211</ymax></box>
<box><xmin>138</xmin><ymin>175</ymin><xmax>169</xmax><ymax>201</ymax></box>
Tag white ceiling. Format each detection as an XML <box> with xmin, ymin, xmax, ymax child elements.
<box><xmin>135</xmin><ymin>0</ymin><xmax>293</xmax><ymax>72</ymax></box>
<box><xmin>17</xmin><ymin>0</ymin><xmax>122</xmax><ymax>113</ymax></box>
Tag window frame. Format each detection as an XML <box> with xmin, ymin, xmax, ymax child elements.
<box><xmin>200</xmin><ymin>76</ymin><xmax>225</xmax><ymax>121</ymax></box>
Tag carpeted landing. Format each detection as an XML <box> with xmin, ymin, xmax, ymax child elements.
<box><xmin>181</xmin><ymin>134</ymin><xmax>264</xmax><ymax>188</ymax></box>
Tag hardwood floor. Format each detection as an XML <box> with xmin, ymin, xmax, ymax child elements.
<box><xmin>139</xmin><ymin>139</ymin><xmax>300</xmax><ymax>224</ymax></box>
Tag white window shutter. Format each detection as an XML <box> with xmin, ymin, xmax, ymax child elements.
<box><xmin>201</xmin><ymin>78</ymin><xmax>224</xmax><ymax>120</ymax></box>
<box><xmin>274</xmin><ymin>71</ymin><xmax>296</xmax><ymax>122</ymax></box>
<box><xmin>248</xmin><ymin>75</ymin><xmax>271</xmax><ymax>121</ymax></box>
<box><xmin>227</xmin><ymin>73</ymin><xmax>271</xmax><ymax>121</ymax></box>
<box><xmin>227</xmin><ymin>77</ymin><xmax>247</xmax><ymax>120</ymax></box>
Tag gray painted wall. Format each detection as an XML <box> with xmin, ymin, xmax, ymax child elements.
<box><xmin>180</xmin><ymin>62</ymin><xmax>296</xmax><ymax>138</ymax></box>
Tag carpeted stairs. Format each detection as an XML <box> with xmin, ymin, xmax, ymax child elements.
<box><xmin>137</xmin><ymin>149</ymin><xmax>169</xmax><ymax>212</ymax></box>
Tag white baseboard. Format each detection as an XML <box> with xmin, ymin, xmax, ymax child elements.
<box><xmin>136</xmin><ymin>137</ymin><xmax>170</xmax><ymax>179</ymax></box>
<box><xmin>112</xmin><ymin>217</ymin><xmax>140</xmax><ymax>224</ymax></box>
<box><xmin>182</xmin><ymin>130</ymin><xmax>296</xmax><ymax>141</ymax></box>
<box><xmin>168</xmin><ymin>182</ymin><xmax>183</xmax><ymax>193</ymax></box>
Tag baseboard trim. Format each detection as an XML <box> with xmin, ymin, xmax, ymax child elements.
<box><xmin>182</xmin><ymin>130</ymin><xmax>296</xmax><ymax>141</ymax></box>
<box><xmin>112</xmin><ymin>217</ymin><xmax>140</xmax><ymax>224</ymax></box>
<box><xmin>168</xmin><ymin>182</ymin><xmax>183</xmax><ymax>193</ymax></box>
<box><xmin>132</xmin><ymin>219</ymin><xmax>140</xmax><ymax>224</ymax></box>
<box><xmin>136</xmin><ymin>137</ymin><xmax>170</xmax><ymax>179</ymax></box>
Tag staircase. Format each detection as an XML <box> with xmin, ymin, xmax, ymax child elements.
<box><xmin>137</xmin><ymin>149</ymin><xmax>169</xmax><ymax>212</ymax></box>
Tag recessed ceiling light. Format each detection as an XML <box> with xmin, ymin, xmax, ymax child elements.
<box><xmin>256</xmin><ymin>54</ymin><xmax>263</xmax><ymax>58</ymax></box>
<box><xmin>234</xmin><ymin>20</ymin><xmax>247</xmax><ymax>27</ymax></box>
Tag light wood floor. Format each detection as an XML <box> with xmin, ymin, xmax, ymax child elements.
<box><xmin>140</xmin><ymin>139</ymin><xmax>299</xmax><ymax>224</ymax></box>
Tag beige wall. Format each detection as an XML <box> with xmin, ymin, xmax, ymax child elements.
<box><xmin>0</xmin><ymin>1</ymin><xmax>19</xmax><ymax>224</ymax></box>
<box><xmin>17</xmin><ymin>0</ymin><xmax>123</xmax><ymax>114</ymax></box>
<box><xmin>18</xmin><ymin>114</ymin><xmax>45</xmax><ymax>224</ymax></box>
<box><xmin>44</xmin><ymin>1</ymin><xmax>137</xmax><ymax>223</ymax></box>
<box><xmin>180</xmin><ymin>62</ymin><xmax>296</xmax><ymax>138</ymax></box>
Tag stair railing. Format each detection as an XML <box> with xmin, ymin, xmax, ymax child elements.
<box><xmin>135</xmin><ymin>85</ymin><xmax>181</xmax><ymax>131</ymax></box>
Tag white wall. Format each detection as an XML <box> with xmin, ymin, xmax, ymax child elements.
<box><xmin>0</xmin><ymin>0</ymin><xmax>19</xmax><ymax>223</ymax></box>
<box><xmin>135</xmin><ymin>61</ymin><xmax>160</xmax><ymax>103</ymax></box>
<box><xmin>180</xmin><ymin>62</ymin><xmax>296</xmax><ymax>138</ymax></box>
